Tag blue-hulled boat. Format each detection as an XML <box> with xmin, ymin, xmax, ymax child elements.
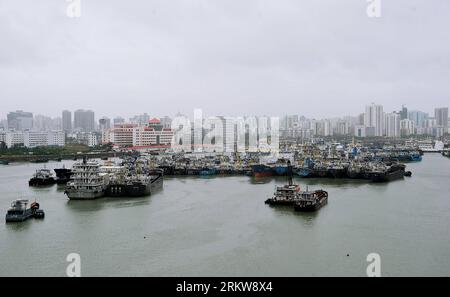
<box><xmin>199</xmin><ymin>168</ymin><xmax>217</xmax><ymax>176</ymax></box>
<box><xmin>294</xmin><ymin>167</ymin><xmax>314</xmax><ymax>178</ymax></box>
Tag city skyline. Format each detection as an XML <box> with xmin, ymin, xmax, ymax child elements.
<box><xmin>1</xmin><ymin>103</ymin><xmax>448</xmax><ymax>150</ymax></box>
<box><xmin>1</xmin><ymin>103</ymin><xmax>447</xmax><ymax>123</ymax></box>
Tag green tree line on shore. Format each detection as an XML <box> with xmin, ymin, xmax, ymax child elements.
<box><xmin>0</xmin><ymin>142</ymin><xmax>113</xmax><ymax>156</ymax></box>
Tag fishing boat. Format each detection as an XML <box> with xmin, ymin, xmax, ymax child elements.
<box><xmin>370</xmin><ymin>163</ymin><xmax>406</xmax><ymax>183</ymax></box>
<box><xmin>5</xmin><ymin>200</ymin><xmax>45</xmax><ymax>222</ymax></box>
<box><xmin>54</xmin><ymin>166</ymin><xmax>73</xmax><ymax>184</ymax></box>
<box><xmin>294</xmin><ymin>167</ymin><xmax>314</xmax><ymax>178</ymax></box>
<box><xmin>265</xmin><ymin>162</ymin><xmax>299</xmax><ymax>205</ymax></box>
<box><xmin>29</xmin><ymin>168</ymin><xmax>56</xmax><ymax>186</ymax></box>
<box><xmin>273</xmin><ymin>159</ymin><xmax>290</xmax><ymax>176</ymax></box>
<box><xmin>199</xmin><ymin>167</ymin><xmax>216</xmax><ymax>176</ymax></box>
<box><xmin>409</xmin><ymin>153</ymin><xmax>422</xmax><ymax>162</ymax></box>
<box><xmin>251</xmin><ymin>164</ymin><xmax>273</xmax><ymax>177</ymax></box>
<box><xmin>64</xmin><ymin>158</ymin><xmax>108</xmax><ymax>200</ymax></box>
<box><xmin>328</xmin><ymin>163</ymin><xmax>347</xmax><ymax>178</ymax></box>
<box><xmin>442</xmin><ymin>150</ymin><xmax>450</xmax><ymax>158</ymax></box>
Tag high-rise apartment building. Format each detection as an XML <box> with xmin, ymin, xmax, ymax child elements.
<box><xmin>364</xmin><ymin>103</ymin><xmax>384</xmax><ymax>136</ymax></box>
<box><xmin>435</xmin><ymin>107</ymin><xmax>448</xmax><ymax>132</ymax></box>
<box><xmin>385</xmin><ymin>113</ymin><xmax>400</xmax><ymax>138</ymax></box>
<box><xmin>62</xmin><ymin>110</ymin><xmax>72</xmax><ymax>132</ymax></box>
<box><xmin>7</xmin><ymin>110</ymin><xmax>33</xmax><ymax>131</ymax></box>
<box><xmin>74</xmin><ymin>109</ymin><xmax>95</xmax><ymax>132</ymax></box>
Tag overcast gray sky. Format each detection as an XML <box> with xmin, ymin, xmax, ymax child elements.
<box><xmin>0</xmin><ymin>0</ymin><xmax>449</xmax><ymax>120</ymax></box>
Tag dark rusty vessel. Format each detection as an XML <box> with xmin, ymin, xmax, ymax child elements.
<box><xmin>293</xmin><ymin>189</ymin><xmax>328</xmax><ymax>212</ymax></box>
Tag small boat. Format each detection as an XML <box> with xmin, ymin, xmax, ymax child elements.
<box><xmin>5</xmin><ymin>200</ymin><xmax>44</xmax><ymax>222</ymax></box>
<box><xmin>0</xmin><ymin>160</ymin><xmax>9</xmax><ymax>165</ymax></box>
<box><xmin>265</xmin><ymin>184</ymin><xmax>300</xmax><ymax>206</ymax></box>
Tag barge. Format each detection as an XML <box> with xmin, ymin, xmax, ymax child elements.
<box><xmin>106</xmin><ymin>170</ymin><xmax>163</xmax><ymax>197</ymax></box>
<box><xmin>293</xmin><ymin>189</ymin><xmax>328</xmax><ymax>212</ymax></box>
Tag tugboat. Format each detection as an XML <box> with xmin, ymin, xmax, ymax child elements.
<box><xmin>265</xmin><ymin>161</ymin><xmax>329</xmax><ymax>212</ymax></box>
<box><xmin>29</xmin><ymin>168</ymin><xmax>56</xmax><ymax>186</ymax></box>
<box><xmin>265</xmin><ymin>161</ymin><xmax>300</xmax><ymax>206</ymax></box>
<box><xmin>5</xmin><ymin>200</ymin><xmax>45</xmax><ymax>222</ymax></box>
<box><xmin>293</xmin><ymin>188</ymin><xmax>328</xmax><ymax>212</ymax></box>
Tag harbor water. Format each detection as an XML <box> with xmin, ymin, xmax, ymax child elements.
<box><xmin>1</xmin><ymin>154</ymin><xmax>449</xmax><ymax>276</ymax></box>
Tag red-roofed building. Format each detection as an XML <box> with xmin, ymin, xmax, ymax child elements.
<box><xmin>103</xmin><ymin>118</ymin><xmax>174</xmax><ymax>148</ymax></box>
<box><xmin>133</xmin><ymin>125</ymin><xmax>173</xmax><ymax>147</ymax></box>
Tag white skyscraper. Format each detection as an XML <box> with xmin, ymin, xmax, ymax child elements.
<box><xmin>400</xmin><ymin>119</ymin><xmax>415</xmax><ymax>136</ymax></box>
<box><xmin>364</xmin><ymin>103</ymin><xmax>384</xmax><ymax>136</ymax></box>
<box><xmin>435</xmin><ymin>107</ymin><xmax>448</xmax><ymax>132</ymax></box>
<box><xmin>385</xmin><ymin>113</ymin><xmax>400</xmax><ymax>138</ymax></box>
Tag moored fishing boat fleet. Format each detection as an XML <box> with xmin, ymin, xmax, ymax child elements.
<box><xmin>140</xmin><ymin>141</ymin><xmax>418</xmax><ymax>183</ymax></box>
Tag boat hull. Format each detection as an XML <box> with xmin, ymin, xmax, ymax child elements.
<box><xmin>29</xmin><ymin>178</ymin><xmax>55</xmax><ymax>187</ymax></box>
<box><xmin>5</xmin><ymin>209</ymin><xmax>34</xmax><ymax>222</ymax></box>
<box><xmin>264</xmin><ymin>199</ymin><xmax>295</xmax><ymax>206</ymax></box>
<box><xmin>251</xmin><ymin>165</ymin><xmax>273</xmax><ymax>177</ymax></box>
<box><xmin>370</xmin><ymin>170</ymin><xmax>405</xmax><ymax>182</ymax></box>
<box><xmin>65</xmin><ymin>190</ymin><xmax>105</xmax><ymax>200</ymax></box>
<box><xmin>106</xmin><ymin>175</ymin><xmax>163</xmax><ymax>197</ymax></box>
<box><xmin>274</xmin><ymin>166</ymin><xmax>288</xmax><ymax>176</ymax></box>
<box><xmin>294</xmin><ymin>167</ymin><xmax>314</xmax><ymax>178</ymax></box>
<box><xmin>294</xmin><ymin>196</ymin><xmax>328</xmax><ymax>212</ymax></box>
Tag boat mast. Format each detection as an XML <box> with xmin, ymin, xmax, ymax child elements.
<box><xmin>287</xmin><ymin>160</ymin><xmax>292</xmax><ymax>186</ymax></box>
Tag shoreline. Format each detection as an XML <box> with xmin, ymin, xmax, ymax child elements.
<box><xmin>0</xmin><ymin>151</ymin><xmax>131</xmax><ymax>163</ymax></box>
